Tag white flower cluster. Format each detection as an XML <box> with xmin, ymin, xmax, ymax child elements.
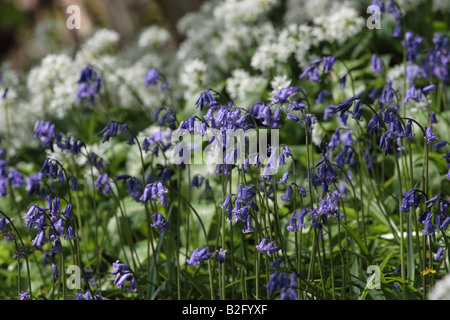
<box><xmin>179</xmin><ymin>59</ymin><xmax>209</xmax><ymax>99</ymax></box>
<box><xmin>138</xmin><ymin>26</ymin><xmax>171</xmax><ymax>48</ymax></box>
<box><xmin>77</xmin><ymin>28</ymin><xmax>120</xmax><ymax>62</ymax></box>
<box><xmin>312</xmin><ymin>3</ymin><xmax>365</xmax><ymax>45</ymax></box>
<box><xmin>213</xmin><ymin>0</ymin><xmax>279</xmax><ymax>24</ymax></box>
<box><xmin>226</xmin><ymin>69</ymin><xmax>266</xmax><ymax>102</ymax></box>
<box><xmin>428</xmin><ymin>273</ymin><xmax>450</xmax><ymax>300</ymax></box>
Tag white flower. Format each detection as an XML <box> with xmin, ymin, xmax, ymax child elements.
<box><xmin>428</xmin><ymin>273</ymin><xmax>450</xmax><ymax>300</ymax></box>
<box><xmin>270</xmin><ymin>75</ymin><xmax>292</xmax><ymax>98</ymax></box>
<box><xmin>77</xmin><ymin>28</ymin><xmax>120</xmax><ymax>62</ymax></box>
<box><xmin>213</xmin><ymin>0</ymin><xmax>279</xmax><ymax>25</ymax></box>
<box><xmin>179</xmin><ymin>59</ymin><xmax>209</xmax><ymax>98</ymax></box>
<box><xmin>313</xmin><ymin>3</ymin><xmax>364</xmax><ymax>45</ymax></box>
<box><xmin>138</xmin><ymin>26</ymin><xmax>171</xmax><ymax>48</ymax></box>
<box><xmin>226</xmin><ymin>69</ymin><xmax>266</xmax><ymax>102</ymax></box>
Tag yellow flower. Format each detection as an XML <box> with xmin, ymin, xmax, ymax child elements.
<box><xmin>420</xmin><ymin>267</ymin><xmax>437</xmax><ymax>276</ymax></box>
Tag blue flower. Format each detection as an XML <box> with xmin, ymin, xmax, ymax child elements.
<box><xmin>139</xmin><ymin>181</ymin><xmax>168</xmax><ymax>206</ymax></box>
<box><xmin>186</xmin><ymin>246</ymin><xmax>214</xmax><ymax>266</ymax></box>
<box><xmin>19</xmin><ymin>291</ymin><xmax>31</xmax><ymax>300</ymax></box>
<box><xmin>425</xmin><ymin>127</ymin><xmax>438</xmax><ymax>144</ymax></box>
<box><xmin>256</xmin><ymin>237</ymin><xmax>281</xmax><ymax>257</ymax></box>
<box><xmin>111</xmin><ymin>260</ymin><xmax>136</xmax><ymax>292</ymax></box>
<box><xmin>151</xmin><ymin>212</ymin><xmax>170</xmax><ymax>233</ymax></box>
<box><xmin>272</xmin><ymin>86</ymin><xmax>299</xmax><ymax>104</ymax></box>
<box><xmin>94</xmin><ymin>173</ymin><xmax>111</xmax><ymax>194</ymax></box>
<box><xmin>34</xmin><ymin>120</ymin><xmax>56</xmax><ymax>152</ymax></box>
<box><xmin>403</xmin><ymin>32</ymin><xmax>423</xmax><ymax>62</ymax></box>
<box><xmin>144</xmin><ymin>68</ymin><xmax>160</xmax><ymax>87</ymax></box>
<box><xmin>76</xmin><ymin>64</ymin><xmax>101</xmax><ymax>106</ymax></box>
<box><xmin>371</xmin><ymin>54</ymin><xmax>383</xmax><ymax>73</ymax></box>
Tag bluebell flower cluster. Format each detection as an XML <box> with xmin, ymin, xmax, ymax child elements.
<box><xmin>76</xmin><ymin>64</ymin><xmax>101</xmax><ymax>106</ymax></box>
<box><xmin>265</xmin><ymin>272</ymin><xmax>298</xmax><ymax>300</ymax></box>
<box><xmin>111</xmin><ymin>260</ymin><xmax>136</xmax><ymax>292</ymax></box>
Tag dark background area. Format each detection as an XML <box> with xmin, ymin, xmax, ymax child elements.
<box><xmin>0</xmin><ymin>0</ymin><xmax>206</xmax><ymax>71</ymax></box>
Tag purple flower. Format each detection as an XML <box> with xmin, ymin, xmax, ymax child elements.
<box><xmin>425</xmin><ymin>127</ymin><xmax>438</xmax><ymax>144</ymax></box>
<box><xmin>186</xmin><ymin>246</ymin><xmax>214</xmax><ymax>266</ymax></box>
<box><xmin>403</xmin><ymin>32</ymin><xmax>423</xmax><ymax>62</ymax></box>
<box><xmin>76</xmin><ymin>64</ymin><xmax>101</xmax><ymax>106</ymax></box>
<box><xmin>322</xmin><ymin>56</ymin><xmax>337</xmax><ymax>74</ymax></box>
<box><xmin>52</xmin><ymin>262</ymin><xmax>59</xmax><ymax>280</ymax></box>
<box><xmin>256</xmin><ymin>237</ymin><xmax>281</xmax><ymax>257</ymax></box>
<box><xmin>339</xmin><ymin>73</ymin><xmax>347</xmax><ymax>88</ymax></box>
<box><xmin>286</xmin><ymin>113</ymin><xmax>300</xmax><ymax>122</ymax></box>
<box><xmin>111</xmin><ymin>260</ymin><xmax>136</xmax><ymax>292</ymax></box>
<box><xmin>144</xmin><ymin>68</ymin><xmax>160</xmax><ymax>86</ymax></box>
<box><xmin>34</xmin><ymin>120</ymin><xmax>56</xmax><ymax>152</ymax></box>
<box><xmin>336</xmin><ymin>97</ymin><xmax>356</xmax><ymax>116</ymax></box>
<box><xmin>98</xmin><ymin>121</ymin><xmax>121</xmax><ymax>143</ymax></box>
<box><xmin>269</xmin><ymin>258</ymin><xmax>284</xmax><ymax>270</ymax></box>
<box><xmin>371</xmin><ymin>54</ymin><xmax>383</xmax><ymax>73</ymax></box>
<box><xmin>430</xmin><ymin>112</ymin><xmax>438</xmax><ymax>124</ymax></box>
<box><xmin>94</xmin><ymin>173</ymin><xmax>111</xmax><ymax>194</ymax></box>
<box><xmin>140</xmin><ymin>181</ymin><xmax>168</xmax><ymax>206</ymax></box>
<box><xmin>151</xmin><ymin>212</ymin><xmax>170</xmax><ymax>233</ymax></box>
<box><xmin>280</xmin><ymin>185</ymin><xmax>293</xmax><ymax>202</ymax></box>
<box><xmin>272</xmin><ymin>87</ymin><xmax>299</xmax><ymax>104</ymax></box>
<box><xmin>195</xmin><ymin>89</ymin><xmax>218</xmax><ymax>111</ymax></box>
<box><xmin>19</xmin><ymin>291</ymin><xmax>31</xmax><ymax>300</ymax></box>
<box><xmin>265</xmin><ymin>272</ymin><xmax>298</xmax><ymax>299</ymax></box>
<box><xmin>432</xmin><ymin>140</ymin><xmax>448</xmax><ymax>151</ymax></box>
<box><xmin>216</xmin><ymin>248</ymin><xmax>227</xmax><ymax>264</ymax></box>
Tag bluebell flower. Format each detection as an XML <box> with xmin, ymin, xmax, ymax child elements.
<box><xmin>19</xmin><ymin>291</ymin><xmax>31</xmax><ymax>300</ymax></box>
<box><xmin>186</xmin><ymin>246</ymin><xmax>214</xmax><ymax>266</ymax></box>
<box><xmin>315</xmin><ymin>90</ymin><xmax>326</xmax><ymax>104</ymax></box>
<box><xmin>424</xmin><ymin>127</ymin><xmax>438</xmax><ymax>144</ymax></box>
<box><xmin>403</xmin><ymin>32</ymin><xmax>423</xmax><ymax>62</ymax></box>
<box><xmin>52</xmin><ymin>262</ymin><xmax>59</xmax><ymax>280</ymax></box>
<box><xmin>195</xmin><ymin>89</ymin><xmax>218</xmax><ymax>111</ymax></box>
<box><xmin>272</xmin><ymin>86</ymin><xmax>299</xmax><ymax>104</ymax></box>
<box><xmin>269</xmin><ymin>258</ymin><xmax>284</xmax><ymax>270</ymax></box>
<box><xmin>286</xmin><ymin>113</ymin><xmax>300</xmax><ymax>122</ymax></box>
<box><xmin>111</xmin><ymin>260</ymin><xmax>137</xmax><ymax>292</ymax></box>
<box><xmin>322</xmin><ymin>56</ymin><xmax>337</xmax><ymax>74</ymax></box>
<box><xmin>379</xmin><ymin>80</ymin><xmax>395</xmax><ymax>106</ymax></box>
<box><xmin>400</xmin><ymin>189</ymin><xmax>423</xmax><ymax>212</ymax></box>
<box><xmin>432</xmin><ymin>140</ymin><xmax>448</xmax><ymax>151</ymax></box>
<box><xmin>64</xmin><ymin>226</ymin><xmax>76</xmax><ymax>241</ymax></box>
<box><xmin>299</xmin><ymin>59</ymin><xmax>322</xmax><ymax>82</ymax></box>
<box><xmin>265</xmin><ymin>272</ymin><xmax>298</xmax><ymax>300</ymax></box>
<box><xmin>98</xmin><ymin>121</ymin><xmax>120</xmax><ymax>143</ymax></box>
<box><xmin>94</xmin><ymin>173</ymin><xmax>111</xmax><ymax>194</ymax></box>
<box><xmin>371</xmin><ymin>54</ymin><xmax>383</xmax><ymax>73</ymax></box>
<box><xmin>287</xmin><ymin>208</ymin><xmax>309</xmax><ymax>232</ymax></box>
<box><xmin>139</xmin><ymin>181</ymin><xmax>168</xmax><ymax>206</ymax></box>
<box><xmin>151</xmin><ymin>212</ymin><xmax>169</xmax><ymax>233</ymax></box>
<box><xmin>339</xmin><ymin>73</ymin><xmax>347</xmax><ymax>88</ymax></box>
<box><xmin>144</xmin><ymin>68</ymin><xmax>160</xmax><ymax>87</ymax></box>
<box><xmin>256</xmin><ymin>237</ymin><xmax>281</xmax><ymax>257</ymax></box>
<box><xmin>216</xmin><ymin>248</ymin><xmax>227</xmax><ymax>264</ymax></box>
<box><xmin>392</xmin><ymin>25</ymin><xmax>401</xmax><ymax>37</ymax></box>
<box><xmin>32</xmin><ymin>229</ymin><xmax>46</xmax><ymax>247</ymax></box>
<box><xmin>34</xmin><ymin>120</ymin><xmax>56</xmax><ymax>152</ymax></box>
<box><xmin>336</xmin><ymin>97</ymin><xmax>356</xmax><ymax>116</ymax></box>
<box><xmin>0</xmin><ymin>216</ymin><xmax>7</xmax><ymax>232</ymax></box>
<box><xmin>76</xmin><ymin>64</ymin><xmax>101</xmax><ymax>106</ymax></box>
<box><xmin>430</xmin><ymin>112</ymin><xmax>438</xmax><ymax>124</ymax></box>
<box><xmin>280</xmin><ymin>185</ymin><xmax>293</xmax><ymax>202</ymax></box>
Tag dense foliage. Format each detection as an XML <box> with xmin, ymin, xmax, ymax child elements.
<box><xmin>0</xmin><ymin>0</ymin><xmax>449</xmax><ymax>300</ymax></box>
